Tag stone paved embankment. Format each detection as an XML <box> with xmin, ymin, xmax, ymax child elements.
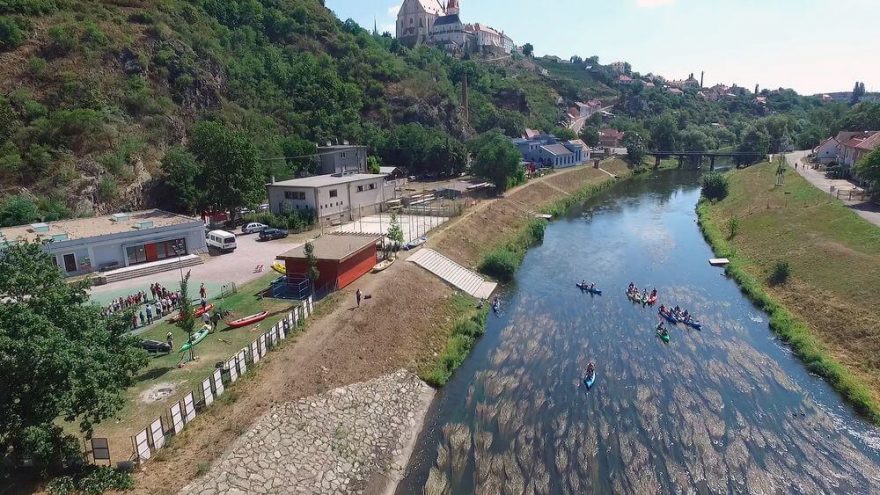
<box><xmin>179</xmin><ymin>370</ymin><xmax>434</xmax><ymax>495</ymax></box>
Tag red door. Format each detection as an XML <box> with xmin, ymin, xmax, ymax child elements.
<box><xmin>144</xmin><ymin>243</ymin><xmax>158</xmax><ymax>262</ymax></box>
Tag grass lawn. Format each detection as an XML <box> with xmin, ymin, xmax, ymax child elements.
<box><xmin>90</xmin><ymin>272</ymin><xmax>302</xmax><ymax>449</ymax></box>
<box><xmin>700</xmin><ymin>162</ymin><xmax>880</xmax><ymax>421</ymax></box>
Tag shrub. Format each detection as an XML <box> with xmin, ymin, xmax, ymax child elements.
<box><xmin>727</xmin><ymin>217</ymin><xmax>739</xmax><ymax>239</ymax></box>
<box><xmin>701</xmin><ymin>171</ymin><xmax>729</xmax><ymax>201</ymax></box>
<box><xmin>528</xmin><ymin>219</ymin><xmax>546</xmax><ymax>243</ymax></box>
<box><xmin>0</xmin><ymin>16</ymin><xmax>24</xmax><ymax>50</ymax></box>
<box><xmin>97</xmin><ymin>176</ymin><xmax>117</xmax><ymax>200</ymax></box>
<box><xmin>47</xmin><ymin>25</ymin><xmax>77</xmax><ymax>56</ymax></box>
<box><xmin>0</xmin><ymin>0</ymin><xmax>57</xmax><ymax>15</ymax></box>
<box><xmin>81</xmin><ymin>21</ymin><xmax>108</xmax><ymax>47</ymax></box>
<box><xmin>770</xmin><ymin>260</ymin><xmax>791</xmax><ymax>285</ymax></box>
<box><xmin>478</xmin><ymin>248</ymin><xmax>518</xmax><ymax>283</ymax></box>
<box><xmin>47</xmin><ymin>466</ymin><xmax>134</xmax><ymax>495</ymax></box>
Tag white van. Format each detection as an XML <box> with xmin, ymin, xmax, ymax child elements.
<box><xmin>206</xmin><ymin>230</ymin><xmax>237</xmax><ymax>253</ymax></box>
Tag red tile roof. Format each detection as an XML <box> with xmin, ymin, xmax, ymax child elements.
<box><xmin>856</xmin><ymin>132</ymin><xmax>880</xmax><ymax>151</ymax></box>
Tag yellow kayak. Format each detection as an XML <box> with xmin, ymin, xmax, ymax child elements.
<box><xmin>272</xmin><ymin>261</ymin><xmax>286</xmax><ymax>275</ymax></box>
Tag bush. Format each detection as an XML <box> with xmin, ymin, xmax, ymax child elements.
<box><xmin>727</xmin><ymin>217</ymin><xmax>739</xmax><ymax>239</ymax></box>
<box><xmin>47</xmin><ymin>24</ymin><xmax>77</xmax><ymax>56</ymax></box>
<box><xmin>242</xmin><ymin>210</ymin><xmax>314</xmax><ymax>233</ymax></box>
<box><xmin>701</xmin><ymin>171</ymin><xmax>729</xmax><ymax>201</ymax></box>
<box><xmin>47</xmin><ymin>466</ymin><xmax>134</xmax><ymax>495</ymax></box>
<box><xmin>478</xmin><ymin>248</ymin><xmax>518</xmax><ymax>283</ymax></box>
<box><xmin>0</xmin><ymin>16</ymin><xmax>25</xmax><ymax>50</ymax></box>
<box><xmin>770</xmin><ymin>260</ymin><xmax>791</xmax><ymax>285</ymax></box>
<box><xmin>97</xmin><ymin>176</ymin><xmax>117</xmax><ymax>200</ymax></box>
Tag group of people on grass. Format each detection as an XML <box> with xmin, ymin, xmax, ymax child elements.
<box><xmin>103</xmin><ymin>281</ymin><xmax>211</xmax><ymax>330</ymax></box>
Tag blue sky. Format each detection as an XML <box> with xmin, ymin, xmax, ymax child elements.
<box><xmin>325</xmin><ymin>0</ymin><xmax>879</xmax><ymax>95</ymax></box>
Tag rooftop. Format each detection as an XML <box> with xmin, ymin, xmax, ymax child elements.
<box><xmin>541</xmin><ymin>144</ymin><xmax>574</xmax><ymax>156</ymax></box>
<box><xmin>276</xmin><ymin>233</ymin><xmax>382</xmax><ymax>262</ymax></box>
<box><xmin>432</xmin><ymin>13</ymin><xmax>461</xmax><ymax>26</ymax></box>
<box><xmin>0</xmin><ymin>209</ymin><xmax>200</xmax><ymax>244</ymax></box>
<box><xmin>268</xmin><ymin>173</ymin><xmax>386</xmax><ymax>188</ymax></box>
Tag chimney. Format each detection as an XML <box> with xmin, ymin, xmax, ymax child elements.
<box><xmin>270</xmin><ymin>175</ymin><xmax>275</xmax><ymax>184</ymax></box>
<box><xmin>700</xmin><ymin>71</ymin><xmax>704</xmax><ymax>88</ymax></box>
<box><xmin>755</xmin><ymin>83</ymin><xmax>759</xmax><ymax>95</ymax></box>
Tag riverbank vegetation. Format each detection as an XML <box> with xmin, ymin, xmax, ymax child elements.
<box><xmin>478</xmin><ymin>219</ymin><xmax>546</xmax><ymax>282</ymax></box>
<box><xmin>697</xmin><ymin>162</ymin><xmax>880</xmax><ymax>423</ymax></box>
<box><xmin>421</xmin><ymin>294</ymin><xmax>488</xmax><ymax>387</ymax></box>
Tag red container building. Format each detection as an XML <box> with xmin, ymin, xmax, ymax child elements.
<box><xmin>276</xmin><ymin>233</ymin><xmax>381</xmax><ymax>290</ymax></box>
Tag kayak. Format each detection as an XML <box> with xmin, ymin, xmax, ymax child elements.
<box><xmin>170</xmin><ymin>303</ymin><xmax>214</xmax><ymax>323</ymax></box>
<box><xmin>403</xmin><ymin>236</ymin><xmax>427</xmax><ymax>250</ymax></box>
<box><xmin>272</xmin><ymin>261</ymin><xmax>286</xmax><ymax>275</ymax></box>
<box><xmin>226</xmin><ymin>311</ymin><xmax>269</xmax><ymax>329</ymax></box>
<box><xmin>576</xmin><ymin>283</ymin><xmax>602</xmax><ymax>295</ymax></box>
<box><xmin>647</xmin><ymin>294</ymin><xmax>658</xmax><ymax>305</ymax></box>
<box><xmin>683</xmin><ymin>318</ymin><xmax>702</xmax><ymax>330</ymax></box>
<box><xmin>657</xmin><ymin>329</ymin><xmax>670</xmax><ymax>343</ymax></box>
<box><xmin>372</xmin><ymin>259</ymin><xmax>394</xmax><ymax>273</ymax></box>
<box><xmin>179</xmin><ymin>326</ymin><xmax>211</xmax><ymax>353</ymax></box>
<box><xmin>659</xmin><ymin>309</ymin><xmax>678</xmax><ymax>323</ymax></box>
<box><xmin>584</xmin><ymin>371</ymin><xmax>596</xmax><ymax>389</ymax></box>
<box><xmin>626</xmin><ymin>291</ymin><xmax>641</xmax><ymax>302</ymax></box>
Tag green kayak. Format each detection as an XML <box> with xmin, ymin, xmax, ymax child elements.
<box><xmin>179</xmin><ymin>326</ymin><xmax>211</xmax><ymax>353</ymax></box>
<box><xmin>657</xmin><ymin>330</ymin><xmax>670</xmax><ymax>343</ymax></box>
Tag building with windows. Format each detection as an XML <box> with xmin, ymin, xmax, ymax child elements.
<box><xmin>512</xmin><ymin>134</ymin><xmax>589</xmax><ymax>168</ymax></box>
<box><xmin>396</xmin><ymin>0</ymin><xmax>445</xmax><ymax>47</ymax></box>
<box><xmin>277</xmin><ymin>233</ymin><xmax>382</xmax><ymax>291</ymax></box>
<box><xmin>266</xmin><ymin>173</ymin><xmax>392</xmax><ymax>226</ymax></box>
<box><xmin>316</xmin><ymin>145</ymin><xmax>368</xmax><ymax>175</ymax></box>
<box><xmin>0</xmin><ymin>210</ymin><xmax>206</xmax><ymax>279</ymax></box>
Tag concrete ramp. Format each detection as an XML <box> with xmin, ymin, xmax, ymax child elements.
<box><xmin>407</xmin><ymin>249</ymin><xmax>497</xmax><ymax>299</ymax></box>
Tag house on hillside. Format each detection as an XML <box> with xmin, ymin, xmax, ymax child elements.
<box><xmin>667</xmin><ymin>88</ymin><xmax>684</xmax><ymax>95</ymax></box>
<box><xmin>396</xmin><ymin>0</ymin><xmax>445</xmax><ymax>47</ymax></box>
<box><xmin>428</xmin><ymin>12</ymin><xmax>466</xmax><ymax>53</ymax></box>
<box><xmin>317</xmin><ymin>145</ymin><xmax>367</xmax><ymax>175</ymax></box>
<box><xmin>599</xmin><ymin>128</ymin><xmax>625</xmax><ymax>148</ymax></box>
<box><xmin>609</xmin><ymin>61</ymin><xmax>627</xmax><ymax>74</ymax></box>
<box><xmin>813</xmin><ymin>137</ymin><xmax>840</xmax><ymax>164</ymax></box>
<box><xmin>618</xmin><ymin>75</ymin><xmax>633</xmax><ymax>85</ymax></box>
<box><xmin>840</xmin><ymin>131</ymin><xmax>880</xmax><ymax>168</ymax></box>
<box><xmin>513</xmin><ymin>134</ymin><xmax>587</xmax><ymax>168</ymax></box>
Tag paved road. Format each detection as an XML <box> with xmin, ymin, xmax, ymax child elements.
<box><xmin>784</xmin><ymin>151</ymin><xmax>880</xmax><ymax>227</ymax></box>
<box><xmin>568</xmin><ymin>106</ymin><xmax>614</xmax><ymax>134</ymax></box>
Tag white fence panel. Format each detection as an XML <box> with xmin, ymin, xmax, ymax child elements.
<box><xmin>237</xmin><ymin>349</ymin><xmax>248</xmax><ymax>374</ymax></box>
<box><xmin>149</xmin><ymin>418</ymin><xmax>165</xmax><ymax>450</ymax></box>
<box><xmin>170</xmin><ymin>403</ymin><xmax>184</xmax><ymax>434</ymax></box>
<box><xmin>251</xmin><ymin>340</ymin><xmax>260</xmax><ymax>363</ymax></box>
<box><xmin>228</xmin><ymin>357</ymin><xmax>238</xmax><ymax>383</ymax></box>
<box><xmin>134</xmin><ymin>429</ymin><xmax>151</xmax><ymax>462</ymax></box>
<box><xmin>213</xmin><ymin>369</ymin><xmax>225</xmax><ymax>397</ymax></box>
<box><xmin>202</xmin><ymin>377</ymin><xmax>214</xmax><ymax>407</ymax></box>
<box><xmin>182</xmin><ymin>392</ymin><xmax>196</xmax><ymax>423</ymax></box>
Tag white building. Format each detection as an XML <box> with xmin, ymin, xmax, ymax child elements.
<box><xmin>428</xmin><ymin>12</ymin><xmax>466</xmax><ymax>52</ymax></box>
<box><xmin>266</xmin><ymin>173</ymin><xmax>393</xmax><ymax>226</ymax></box>
<box><xmin>609</xmin><ymin>61</ymin><xmax>627</xmax><ymax>74</ymax></box>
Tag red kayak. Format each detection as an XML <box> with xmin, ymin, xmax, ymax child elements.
<box><xmin>647</xmin><ymin>294</ymin><xmax>658</xmax><ymax>305</ymax></box>
<box><xmin>225</xmin><ymin>311</ymin><xmax>269</xmax><ymax>329</ymax></box>
<box><xmin>170</xmin><ymin>303</ymin><xmax>214</xmax><ymax>323</ymax></box>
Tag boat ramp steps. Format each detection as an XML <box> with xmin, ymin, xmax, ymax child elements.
<box><xmin>407</xmin><ymin>249</ymin><xmax>497</xmax><ymax>299</ymax></box>
<box><xmin>93</xmin><ymin>255</ymin><xmax>204</xmax><ymax>285</ymax></box>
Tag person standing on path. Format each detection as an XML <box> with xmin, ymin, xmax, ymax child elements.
<box><xmin>356</xmin><ymin>288</ymin><xmax>362</xmax><ymax>307</ymax></box>
<box><xmin>145</xmin><ymin>304</ymin><xmax>153</xmax><ymax>324</ymax></box>
<box><xmin>199</xmin><ymin>283</ymin><xmax>207</xmax><ymax>300</ymax></box>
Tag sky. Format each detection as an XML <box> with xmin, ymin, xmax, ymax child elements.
<box><xmin>325</xmin><ymin>0</ymin><xmax>879</xmax><ymax>95</ymax></box>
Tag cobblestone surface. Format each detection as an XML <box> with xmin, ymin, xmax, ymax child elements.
<box><xmin>179</xmin><ymin>370</ymin><xmax>434</xmax><ymax>495</ymax></box>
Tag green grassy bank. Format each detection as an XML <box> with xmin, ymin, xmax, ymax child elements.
<box><xmin>696</xmin><ymin>163</ymin><xmax>880</xmax><ymax>424</ymax></box>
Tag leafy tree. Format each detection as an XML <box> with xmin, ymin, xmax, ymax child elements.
<box><xmin>0</xmin><ymin>242</ymin><xmax>147</xmax><ymax>472</ymax></box>
<box><xmin>386</xmin><ymin>211</ymin><xmax>404</xmax><ymax>253</ymax></box>
<box><xmin>0</xmin><ymin>16</ymin><xmax>24</xmax><ymax>50</ymax></box>
<box><xmin>850</xmin><ymin>81</ymin><xmax>866</xmax><ymax>106</ymax></box>
<box><xmin>553</xmin><ymin>127</ymin><xmax>576</xmax><ymax>140</ymax></box>
<box><xmin>367</xmin><ymin>155</ymin><xmax>381</xmax><ymax>174</ymax></box>
<box><xmin>736</xmin><ymin>126</ymin><xmax>770</xmax><ymax>165</ymax></box>
<box><xmin>521</xmin><ymin>43</ymin><xmax>533</xmax><ymax>57</ymax></box>
<box><xmin>701</xmin><ymin>171</ymin><xmax>729</xmax><ymax>201</ymax></box>
<box><xmin>177</xmin><ymin>270</ymin><xmax>196</xmax><ymax>361</ymax></box>
<box><xmin>279</xmin><ymin>136</ymin><xmax>317</xmax><ymax>176</ymax></box>
<box><xmin>161</xmin><ymin>147</ymin><xmax>202</xmax><ymax>213</ymax></box>
<box><xmin>304</xmin><ymin>241</ymin><xmax>319</xmax><ymax>289</ymax></box>
<box><xmin>579</xmin><ymin>126</ymin><xmax>600</xmax><ymax>147</ymax></box>
<box><xmin>855</xmin><ymin>147</ymin><xmax>880</xmax><ymax>191</ymax></box>
<box><xmin>469</xmin><ymin>131</ymin><xmax>521</xmax><ymax>192</ymax></box>
<box><xmin>189</xmin><ymin>121</ymin><xmax>263</xmax><ymax>216</ymax></box>
<box><xmin>0</xmin><ymin>194</ymin><xmax>39</xmax><ymax>227</ymax></box>
<box><xmin>648</xmin><ymin>113</ymin><xmax>678</xmax><ymax>151</ymax></box>
<box><xmin>623</xmin><ymin>131</ymin><xmax>647</xmax><ymax>164</ymax></box>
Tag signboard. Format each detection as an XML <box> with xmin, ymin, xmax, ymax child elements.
<box><xmin>237</xmin><ymin>350</ymin><xmax>247</xmax><ymax>374</ymax></box>
<box><xmin>212</xmin><ymin>369</ymin><xmax>224</xmax><ymax>397</ymax></box>
<box><xmin>202</xmin><ymin>377</ymin><xmax>214</xmax><ymax>407</ymax></box>
<box><xmin>170</xmin><ymin>403</ymin><xmax>184</xmax><ymax>434</ymax></box>
<box><xmin>134</xmin><ymin>429</ymin><xmax>151</xmax><ymax>462</ymax></box>
<box><xmin>91</xmin><ymin>438</ymin><xmax>111</xmax><ymax>463</ymax></box>
<box><xmin>149</xmin><ymin>419</ymin><xmax>165</xmax><ymax>450</ymax></box>
<box><xmin>182</xmin><ymin>392</ymin><xmax>196</xmax><ymax>423</ymax></box>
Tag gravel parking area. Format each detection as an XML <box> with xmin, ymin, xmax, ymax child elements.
<box><xmin>329</xmin><ymin>214</ymin><xmax>449</xmax><ymax>244</ymax></box>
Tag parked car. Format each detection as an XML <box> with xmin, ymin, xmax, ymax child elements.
<box><xmin>241</xmin><ymin>222</ymin><xmax>268</xmax><ymax>234</ymax></box>
<box><xmin>141</xmin><ymin>339</ymin><xmax>172</xmax><ymax>354</ymax></box>
<box><xmin>259</xmin><ymin>228</ymin><xmax>289</xmax><ymax>241</ymax></box>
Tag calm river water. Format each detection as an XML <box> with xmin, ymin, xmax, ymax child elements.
<box><xmin>398</xmin><ymin>170</ymin><xmax>880</xmax><ymax>494</ymax></box>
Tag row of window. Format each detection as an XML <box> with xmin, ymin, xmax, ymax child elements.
<box><xmin>283</xmin><ymin>184</ymin><xmax>378</xmax><ymax>201</ymax></box>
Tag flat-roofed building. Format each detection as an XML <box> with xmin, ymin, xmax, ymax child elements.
<box><xmin>276</xmin><ymin>233</ymin><xmax>382</xmax><ymax>290</ymax></box>
<box><xmin>266</xmin><ymin>173</ymin><xmax>393</xmax><ymax>226</ymax></box>
<box><xmin>0</xmin><ymin>209</ymin><xmax>206</xmax><ymax>278</ymax></box>
<box><xmin>316</xmin><ymin>145</ymin><xmax>368</xmax><ymax>175</ymax></box>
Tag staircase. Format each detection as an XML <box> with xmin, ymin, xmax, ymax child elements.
<box><xmin>93</xmin><ymin>255</ymin><xmax>204</xmax><ymax>285</ymax></box>
<box><xmin>407</xmin><ymin>249</ymin><xmax>497</xmax><ymax>299</ymax></box>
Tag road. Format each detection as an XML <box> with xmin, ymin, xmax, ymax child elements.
<box><xmin>568</xmin><ymin>106</ymin><xmax>614</xmax><ymax>134</ymax></box>
<box><xmin>784</xmin><ymin>151</ymin><xmax>880</xmax><ymax>227</ymax></box>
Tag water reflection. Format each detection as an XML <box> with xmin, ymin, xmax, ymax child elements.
<box><xmin>401</xmin><ymin>170</ymin><xmax>880</xmax><ymax>494</ymax></box>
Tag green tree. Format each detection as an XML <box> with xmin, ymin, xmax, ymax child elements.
<box><xmin>648</xmin><ymin>113</ymin><xmax>678</xmax><ymax>151</ymax></box>
<box><xmin>367</xmin><ymin>155</ymin><xmax>381</xmax><ymax>174</ymax></box>
<box><xmin>279</xmin><ymin>136</ymin><xmax>317</xmax><ymax>176</ymax></box>
<box><xmin>579</xmin><ymin>126</ymin><xmax>600</xmax><ymax>147</ymax></box>
<box><xmin>161</xmin><ymin>147</ymin><xmax>203</xmax><ymax>213</ymax></box>
<box><xmin>736</xmin><ymin>126</ymin><xmax>770</xmax><ymax>165</ymax></box>
<box><xmin>0</xmin><ymin>17</ymin><xmax>24</xmax><ymax>50</ymax></box>
<box><xmin>855</xmin><ymin>147</ymin><xmax>880</xmax><ymax>191</ymax></box>
<box><xmin>521</xmin><ymin>43</ymin><xmax>533</xmax><ymax>57</ymax></box>
<box><xmin>623</xmin><ymin>131</ymin><xmax>647</xmax><ymax>164</ymax></box>
<box><xmin>304</xmin><ymin>241</ymin><xmax>319</xmax><ymax>289</ymax></box>
<box><xmin>386</xmin><ymin>211</ymin><xmax>404</xmax><ymax>254</ymax></box>
<box><xmin>701</xmin><ymin>171</ymin><xmax>729</xmax><ymax>201</ymax></box>
<box><xmin>0</xmin><ymin>242</ymin><xmax>147</xmax><ymax>472</ymax></box>
<box><xmin>469</xmin><ymin>131</ymin><xmax>522</xmax><ymax>192</ymax></box>
<box><xmin>0</xmin><ymin>194</ymin><xmax>39</xmax><ymax>227</ymax></box>
<box><xmin>189</xmin><ymin>121</ymin><xmax>263</xmax><ymax>217</ymax></box>
<box><xmin>553</xmin><ymin>127</ymin><xmax>576</xmax><ymax>140</ymax></box>
<box><xmin>177</xmin><ymin>270</ymin><xmax>197</xmax><ymax>361</ymax></box>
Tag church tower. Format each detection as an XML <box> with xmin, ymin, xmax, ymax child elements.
<box><xmin>446</xmin><ymin>0</ymin><xmax>459</xmax><ymax>15</ymax></box>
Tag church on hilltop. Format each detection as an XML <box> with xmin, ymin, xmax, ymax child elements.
<box><xmin>395</xmin><ymin>0</ymin><xmax>514</xmax><ymax>55</ymax></box>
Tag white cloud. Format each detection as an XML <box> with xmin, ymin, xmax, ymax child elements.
<box><xmin>388</xmin><ymin>3</ymin><xmax>402</xmax><ymax>17</ymax></box>
<box><xmin>635</xmin><ymin>0</ymin><xmax>675</xmax><ymax>7</ymax></box>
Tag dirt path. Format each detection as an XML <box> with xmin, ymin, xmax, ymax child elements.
<box><xmin>127</xmin><ymin>160</ymin><xmax>631</xmax><ymax>494</ymax></box>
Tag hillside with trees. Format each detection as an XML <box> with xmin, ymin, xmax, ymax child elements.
<box><xmin>0</xmin><ymin>0</ymin><xmax>605</xmax><ymax>224</ymax></box>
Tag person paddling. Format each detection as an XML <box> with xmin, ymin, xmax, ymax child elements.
<box><xmin>585</xmin><ymin>362</ymin><xmax>595</xmax><ymax>380</ymax></box>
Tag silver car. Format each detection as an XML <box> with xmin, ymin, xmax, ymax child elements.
<box><xmin>241</xmin><ymin>222</ymin><xmax>268</xmax><ymax>234</ymax></box>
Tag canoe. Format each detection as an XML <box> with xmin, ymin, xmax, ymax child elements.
<box><xmin>170</xmin><ymin>303</ymin><xmax>214</xmax><ymax>323</ymax></box>
<box><xmin>272</xmin><ymin>261</ymin><xmax>286</xmax><ymax>275</ymax></box>
<box><xmin>583</xmin><ymin>371</ymin><xmax>596</xmax><ymax>389</ymax></box>
<box><xmin>179</xmin><ymin>326</ymin><xmax>211</xmax><ymax>353</ymax></box>
<box><xmin>403</xmin><ymin>236</ymin><xmax>427</xmax><ymax>250</ymax></box>
<box><xmin>647</xmin><ymin>295</ymin><xmax>658</xmax><ymax>305</ymax></box>
<box><xmin>659</xmin><ymin>309</ymin><xmax>678</xmax><ymax>323</ymax></box>
<box><xmin>683</xmin><ymin>318</ymin><xmax>702</xmax><ymax>330</ymax></box>
<box><xmin>576</xmin><ymin>283</ymin><xmax>602</xmax><ymax>295</ymax></box>
<box><xmin>657</xmin><ymin>330</ymin><xmax>670</xmax><ymax>343</ymax></box>
<box><xmin>626</xmin><ymin>291</ymin><xmax>641</xmax><ymax>302</ymax></box>
<box><xmin>226</xmin><ymin>311</ymin><xmax>269</xmax><ymax>329</ymax></box>
<box><xmin>372</xmin><ymin>259</ymin><xmax>394</xmax><ymax>273</ymax></box>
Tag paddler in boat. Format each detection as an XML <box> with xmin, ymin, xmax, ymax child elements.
<box><xmin>642</xmin><ymin>288</ymin><xmax>648</xmax><ymax>300</ymax></box>
<box><xmin>590</xmin><ymin>282</ymin><xmax>596</xmax><ymax>290</ymax></box>
<box><xmin>585</xmin><ymin>361</ymin><xmax>595</xmax><ymax>378</ymax></box>
<box><xmin>650</xmin><ymin>288</ymin><xmax>657</xmax><ymax>297</ymax></box>
<box><xmin>628</xmin><ymin>282</ymin><xmax>635</xmax><ymax>292</ymax></box>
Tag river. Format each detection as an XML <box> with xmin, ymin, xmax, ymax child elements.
<box><xmin>397</xmin><ymin>170</ymin><xmax>880</xmax><ymax>494</ymax></box>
